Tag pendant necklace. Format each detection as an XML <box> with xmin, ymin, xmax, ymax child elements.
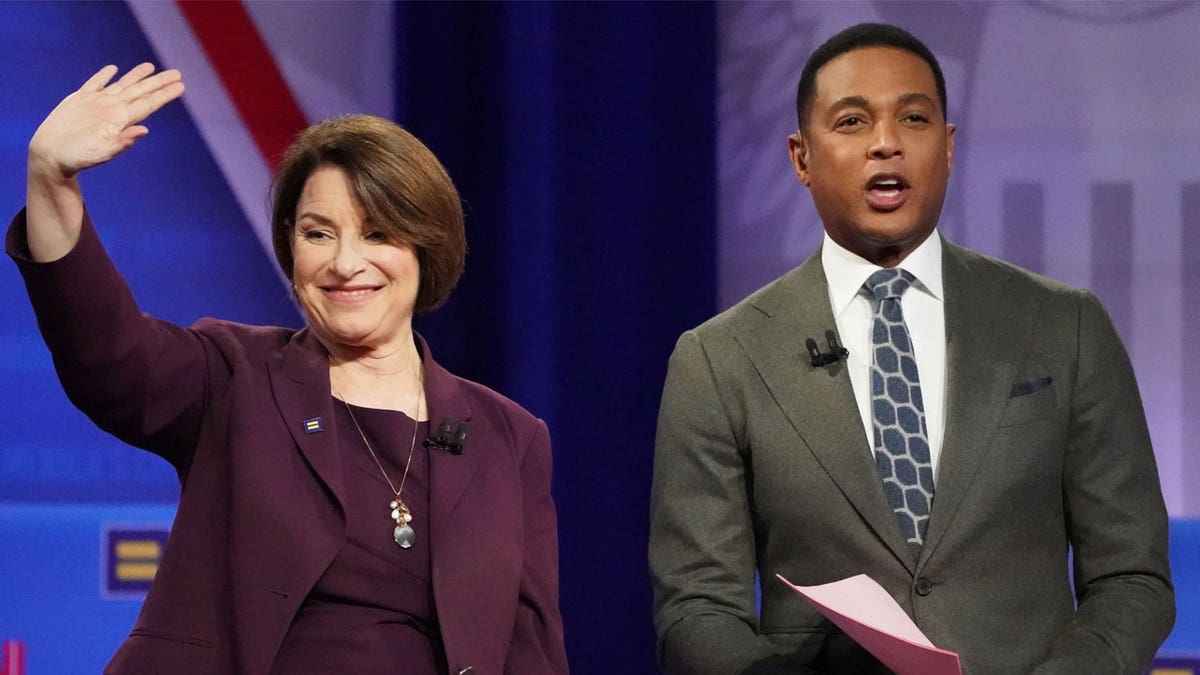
<box><xmin>335</xmin><ymin>367</ymin><xmax>423</xmax><ymax>550</ymax></box>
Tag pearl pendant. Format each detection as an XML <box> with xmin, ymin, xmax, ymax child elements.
<box><xmin>394</xmin><ymin>524</ymin><xmax>416</xmax><ymax>549</ymax></box>
<box><xmin>390</xmin><ymin>498</ymin><xmax>414</xmax><ymax>549</ymax></box>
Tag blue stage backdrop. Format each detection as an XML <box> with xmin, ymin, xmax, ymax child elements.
<box><xmin>1</xmin><ymin>2</ymin><xmax>1197</xmax><ymax>674</ymax></box>
<box><xmin>393</xmin><ymin>3</ymin><xmax>718</xmax><ymax>670</ymax></box>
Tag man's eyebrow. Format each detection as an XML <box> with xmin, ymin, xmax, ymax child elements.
<box><xmin>829</xmin><ymin>95</ymin><xmax>870</xmax><ymax>111</ymax></box>
<box><xmin>898</xmin><ymin>92</ymin><xmax>936</xmax><ymax>107</ymax></box>
<box><xmin>829</xmin><ymin>93</ymin><xmax>935</xmax><ymax>111</ymax></box>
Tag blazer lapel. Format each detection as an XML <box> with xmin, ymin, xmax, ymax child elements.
<box><xmin>418</xmin><ymin>336</ymin><xmax>493</xmax><ymax>670</ymax></box>
<box><xmin>265</xmin><ymin>330</ymin><xmax>478</xmax><ymax>540</ymax></box>
<box><xmin>268</xmin><ymin>327</ymin><xmax>345</xmax><ymax>512</ymax></box>
<box><xmin>919</xmin><ymin>240</ymin><xmax>1033</xmax><ymax>564</ymax></box>
<box><xmin>735</xmin><ymin>250</ymin><xmax>918</xmax><ymax>570</ymax></box>
<box><xmin>417</xmin><ymin>334</ymin><xmax>478</xmax><ymax>536</ymax></box>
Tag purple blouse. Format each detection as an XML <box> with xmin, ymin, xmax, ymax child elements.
<box><xmin>270</xmin><ymin>401</ymin><xmax>446</xmax><ymax>675</ymax></box>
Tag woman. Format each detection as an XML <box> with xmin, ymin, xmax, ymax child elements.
<box><xmin>10</xmin><ymin>64</ymin><xmax>567</xmax><ymax>675</ymax></box>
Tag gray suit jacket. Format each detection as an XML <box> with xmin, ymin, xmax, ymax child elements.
<box><xmin>649</xmin><ymin>238</ymin><xmax>1173</xmax><ymax>674</ymax></box>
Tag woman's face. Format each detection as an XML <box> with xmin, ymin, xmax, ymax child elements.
<box><xmin>291</xmin><ymin>165</ymin><xmax>420</xmax><ymax>355</ymax></box>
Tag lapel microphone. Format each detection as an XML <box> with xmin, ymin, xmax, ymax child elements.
<box><xmin>806</xmin><ymin>330</ymin><xmax>849</xmax><ymax>368</ymax></box>
<box><xmin>423</xmin><ymin>417</ymin><xmax>469</xmax><ymax>455</ymax></box>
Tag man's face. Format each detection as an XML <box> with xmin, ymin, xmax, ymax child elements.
<box><xmin>788</xmin><ymin>46</ymin><xmax>955</xmax><ymax>267</ymax></box>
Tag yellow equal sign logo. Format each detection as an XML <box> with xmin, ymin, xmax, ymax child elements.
<box><xmin>104</xmin><ymin>526</ymin><xmax>170</xmax><ymax>598</ymax></box>
<box><xmin>115</xmin><ymin>539</ymin><xmax>161</xmax><ymax>582</ymax></box>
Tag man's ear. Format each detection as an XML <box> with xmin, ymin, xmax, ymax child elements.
<box><xmin>787</xmin><ymin>131</ymin><xmax>811</xmax><ymax>187</ymax></box>
<box><xmin>945</xmin><ymin>123</ymin><xmax>957</xmax><ymax>175</ymax></box>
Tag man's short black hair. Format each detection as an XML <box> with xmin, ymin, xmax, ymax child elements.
<box><xmin>795</xmin><ymin>23</ymin><xmax>947</xmax><ymax>131</ymax></box>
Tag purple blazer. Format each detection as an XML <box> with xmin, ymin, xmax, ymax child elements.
<box><xmin>8</xmin><ymin>212</ymin><xmax>568</xmax><ymax>675</ymax></box>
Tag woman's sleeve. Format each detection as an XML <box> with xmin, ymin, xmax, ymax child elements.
<box><xmin>7</xmin><ymin>208</ymin><xmax>212</xmax><ymax>466</ymax></box>
<box><xmin>504</xmin><ymin>418</ymin><xmax>569</xmax><ymax>674</ymax></box>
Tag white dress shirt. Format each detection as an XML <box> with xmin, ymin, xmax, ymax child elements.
<box><xmin>820</xmin><ymin>231</ymin><xmax>947</xmax><ymax>481</ymax></box>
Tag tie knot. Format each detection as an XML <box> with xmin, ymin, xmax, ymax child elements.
<box><xmin>864</xmin><ymin>268</ymin><xmax>916</xmax><ymax>301</ymax></box>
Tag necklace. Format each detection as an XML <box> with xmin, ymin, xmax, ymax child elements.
<box><xmin>335</xmin><ymin>368</ymin><xmax>423</xmax><ymax>550</ymax></box>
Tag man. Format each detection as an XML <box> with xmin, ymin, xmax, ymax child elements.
<box><xmin>649</xmin><ymin>23</ymin><xmax>1173</xmax><ymax>675</ymax></box>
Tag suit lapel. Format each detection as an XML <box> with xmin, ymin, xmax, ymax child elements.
<box><xmin>735</xmin><ymin>250</ymin><xmax>918</xmax><ymax>570</ymax></box>
<box><xmin>268</xmin><ymin>327</ymin><xmax>345</xmax><ymax>512</ymax></box>
<box><xmin>266</xmin><ymin>329</ymin><xmax>479</xmax><ymax>534</ymax></box>
<box><xmin>266</xmin><ymin>330</ymin><xmax>478</xmax><ymax>540</ymax></box>
<box><xmin>418</xmin><ymin>336</ymin><xmax>500</xmax><ymax>670</ymax></box>
<box><xmin>919</xmin><ymin>240</ymin><xmax>1033</xmax><ymax>564</ymax></box>
<box><xmin>417</xmin><ymin>334</ymin><xmax>479</xmax><ymax>537</ymax></box>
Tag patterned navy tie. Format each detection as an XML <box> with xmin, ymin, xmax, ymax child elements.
<box><xmin>864</xmin><ymin>268</ymin><xmax>934</xmax><ymax>547</ymax></box>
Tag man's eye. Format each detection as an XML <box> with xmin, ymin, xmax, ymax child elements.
<box><xmin>836</xmin><ymin>116</ymin><xmax>864</xmax><ymax>129</ymax></box>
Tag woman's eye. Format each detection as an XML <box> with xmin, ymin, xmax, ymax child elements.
<box><xmin>301</xmin><ymin>230</ymin><xmax>331</xmax><ymax>241</ymax></box>
<box><xmin>364</xmin><ymin>231</ymin><xmax>388</xmax><ymax>242</ymax></box>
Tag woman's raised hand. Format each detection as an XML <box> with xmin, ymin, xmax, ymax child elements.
<box><xmin>25</xmin><ymin>64</ymin><xmax>183</xmax><ymax>262</ymax></box>
<box><xmin>28</xmin><ymin>63</ymin><xmax>184</xmax><ymax>180</ymax></box>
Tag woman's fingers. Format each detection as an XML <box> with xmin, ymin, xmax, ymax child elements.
<box><xmin>30</xmin><ymin>63</ymin><xmax>185</xmax><ymax>178</ymax></box>
<box><xmin>79</xmin><ymin>65</ymin><xmax>119</xmax><ymax>93</ymax></box>
<box><xmin>120</xmin><ymin>68</ymin><xmax>183</xmax><ymax>105</ymax></box>
<box><xmin>127</xmin><ymin>80</ymin><xmax>186</xmax><ymax>125</ymax></box>
<box><xmin>118</xmin><ymin>125</ymin><xmax>151</xmax><ymax>145</ymax></box>
<box><xmin>109</xmin><ymin>62</ymin><xmax>157</xmax><ymax>94</ymax></box>
<box><xmin>110</xmin><ymin>67</ymin><xmax>185</xmax><ymax>125</ymax></box>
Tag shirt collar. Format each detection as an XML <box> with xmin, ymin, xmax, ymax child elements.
<box><xmin>821</xmin><ymin>230</ymin><xmax>945</xmax><ymax>318</ymax></box>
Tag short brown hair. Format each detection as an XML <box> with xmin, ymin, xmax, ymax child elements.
<box><xmin>271</xmin><ymin>115</ymin><xmax>466</xmax><ymax>315</ymax></box>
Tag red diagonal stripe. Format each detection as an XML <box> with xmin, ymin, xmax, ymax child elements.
<box><xmin>177</xmin><ymin>0</ymin><xmax>309</xmax><ymax>170</ymax></box>
<box><xmin>3</xmin><ymin>639</ymin><xmax>25</xmax><ymax>675</ymax></box>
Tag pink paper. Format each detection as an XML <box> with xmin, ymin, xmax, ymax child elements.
<box><xmin>776</xmin><ymin>573</ymin><xmax>962</xmax><ymax>675</ymax></box>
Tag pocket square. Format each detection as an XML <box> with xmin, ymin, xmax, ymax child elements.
<box><xmin>1010</xmin><ymin>375</ymin><xmax>1052</xmax><ymax>397</ymax></box>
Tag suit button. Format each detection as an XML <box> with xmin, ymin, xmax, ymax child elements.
<box><xmin>914</xmin><ymin>577</ymin><xmax>933</xmax><ymax>596</ymax></box>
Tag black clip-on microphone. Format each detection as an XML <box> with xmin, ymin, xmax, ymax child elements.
<box><xmin>423</xmin><ymin>416</ymin><xmax>469</xmax><ymax>455</ymax></box>
<box><xmin>806</xmin><ymin>330</ymin><xmax>849</xmax><ymax>368</ymax></box>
